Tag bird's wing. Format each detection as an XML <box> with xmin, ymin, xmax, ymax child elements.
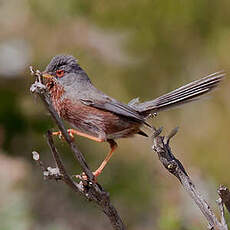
<box><xmin>80</xmin><ymin>98</ymin><xmax>146</xmax><ymax>123</ymax></box>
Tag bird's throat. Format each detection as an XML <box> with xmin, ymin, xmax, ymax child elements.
<box><xmin>46</xmin><ymin>80</ymin><xmax>65</xmax><ymax>115</ymax></box>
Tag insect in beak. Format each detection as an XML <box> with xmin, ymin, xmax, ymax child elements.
<box><xmin>42</xmin><ymin>72</ymin><xmax>54</xmax><ymax>79</ymax></box>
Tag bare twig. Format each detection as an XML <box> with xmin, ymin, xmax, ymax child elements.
<box><xmin>152</xmin><ymin>127</ymin><xmax>228</xmax><ymax>230</ymax></box>
<box><xmin>30</xmin><ymin>67</ymin><xmax>125</xmax><ymax>230</ymax></box>
<box><xmin>32</xmin><ymin>150</ymin><xmax>63</xmax><ymax>180</ymax></box>
<box><xmin>216</xmin><ymin>198</ymin><xmax>228</xmax><ymax>230</ymax></box>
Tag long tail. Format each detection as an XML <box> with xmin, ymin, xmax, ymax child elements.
<box><xmin>134</xmin><ymin>71</ymin><xmax>225</xmax><ymax>117</ymax></box>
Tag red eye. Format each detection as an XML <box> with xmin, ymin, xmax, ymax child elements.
<box><xmin>56</xmin><ymin>69</ymin><xmax>64</xmax><ymax>78</ymax></box>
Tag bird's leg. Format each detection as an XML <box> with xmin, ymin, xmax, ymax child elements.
<box><xmin>52</xmin><ymin>129</ymin><xmax>104</xmax><ymax>142</ymax></box>
<box><xmin>93</xmin><ymin>139</ymin><xmax>118</xmax><ymax>178</ymax></box>
<box><xmin>79</xmin><ymin>139</ymin><xmax>117</xmax><ymax>182</ymax></box>
<box><xmin>52</xmin><ymin>130</ymin><xmax>74</xmax><ymax>139</ymax></box>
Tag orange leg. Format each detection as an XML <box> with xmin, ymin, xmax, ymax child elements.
<box><xmin>80</xmin><ymin>140</ymin><xmax>118</xmax><ymax>181</ymax></box>
<box><xmin>52</xmin><ymin>129</ymin><xmax>117</xmax><ymax>181</ymax></box>
<box><xmin>52</xmin><ymin>129</ymin><xmax>104</xmax><ymax>142</ymax></box>
<box><xmin>93</xmin><ymin>139</ymin><xmax>118</xmax><ymax>178</ymax></box>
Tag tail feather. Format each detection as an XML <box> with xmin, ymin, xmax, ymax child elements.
<box><xmin>154</xmin><ymin>72</ymin><xmax>222</xmax><ymax>103</ymax></box>
<box><xmin>134</xmin><ymin>71</ymin><xmax>225</xmax><ymax>116</ymax></box>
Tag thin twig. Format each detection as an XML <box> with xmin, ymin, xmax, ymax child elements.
<box><xmin>30</xmin><ymin>67</ymin><xmax>125</xmax><ymax>230</ymax></box>
<box><xmin>152</xmin><ymin>127</ymin><xmax>228</xmax><ymax>230</ymax></box>
<box><xmin>46</xmin><ymin>131</ymin><xmax>85</xmax><ymax>193</ymax></box>
<box><xmin>216</xmin><ymin>198</ymin><xmax>228</xmax><ymax>230</ymax></box>
<box><xmin>32</xmin><ymin>150</ymin><xmax>63</xmax><ymax>180</ymax></box>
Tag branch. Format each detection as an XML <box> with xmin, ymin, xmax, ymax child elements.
<box><xmin>30</xmin><ymin>67</ymin><xmax>125</xmax><ymax>230</ymax></box>
<box><xmin>152</xmin><ymin>127</ymin><xmax>228</xmax><ymax>230</ymax></box>
<box><xmin>216</xmin><ymin>197</ymin><xmax>228</xmax><ymax>230</ymax></box>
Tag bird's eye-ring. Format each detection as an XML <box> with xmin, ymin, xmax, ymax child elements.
<box><xmin>56</xmin><ymin>69</ymin><xmax>64</xmax><ymax>78</ymax></box>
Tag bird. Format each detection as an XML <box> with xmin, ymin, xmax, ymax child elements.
<box><xmin>42</xmin><ymin>54</ymin><xmax>224</xmax><ymax>180</ymax></box>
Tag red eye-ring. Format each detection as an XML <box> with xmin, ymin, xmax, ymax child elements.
<box><xmin>56</xmin><ymin>69</ymin><xmax>64</xmax><ymax>78</ymax></box>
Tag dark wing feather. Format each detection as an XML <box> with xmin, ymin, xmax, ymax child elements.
<box><xmin>80</xmin><ymin>99</ymin><xmax>146</xmax><ymax>124</ymax></box>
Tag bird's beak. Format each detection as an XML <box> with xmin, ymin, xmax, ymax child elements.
<box><xmin>42</xmin><ymin>72</ymin><xmax>54</xmax><ymax>79</ymax></box>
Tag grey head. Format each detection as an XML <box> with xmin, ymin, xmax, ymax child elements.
<box><xmin>45</xmin><ymin>55</ymin><xmax>82</xmax><ymax>74</ymax></box>
<box><xmin>44</xmin><ymin>55</ymin><xmax>91</xmax><ymax>87</ymax></box>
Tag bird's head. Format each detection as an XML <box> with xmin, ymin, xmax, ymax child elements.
<box><xmin>42</xmin><ymin>55</ymin><xmax>89</xmax><ymax>88</ymax></box>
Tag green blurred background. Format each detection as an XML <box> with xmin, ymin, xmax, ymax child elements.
<box><xmin>0</xmin><ymin>0</ymin><xmax>230</xmax><ymax>229</ymax></box>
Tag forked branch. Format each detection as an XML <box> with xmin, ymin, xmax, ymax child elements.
<box><xmin>152</xmin><ymin>127</ymin><xmax>228</xmax><ymax>230</ymax></box>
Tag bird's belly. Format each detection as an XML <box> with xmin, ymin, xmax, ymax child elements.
<box><xmin>58</xmin><ymin>99</ymin><xmax>141</xmax><ymax>140</ymax></box>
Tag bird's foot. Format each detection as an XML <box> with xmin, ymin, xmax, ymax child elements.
<box><xmin>52</xmin><ymin>129</ymin><xmax>104</xmax><ymax>143</ymax></box>
<box><xmin>52</xmin><ymin>129</ymin><xmax>75</xmax><ymax>140</ymax></box>
<box><xmin>74</xmin><ymin>170</ymin><xmax>102</xmax><ymax>182</ymax></box>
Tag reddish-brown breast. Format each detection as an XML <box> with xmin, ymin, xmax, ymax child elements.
<box><xmin>46</xmin><ymin>80</ymin><xmax>65</xmax><ymax>116</ymax></box>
